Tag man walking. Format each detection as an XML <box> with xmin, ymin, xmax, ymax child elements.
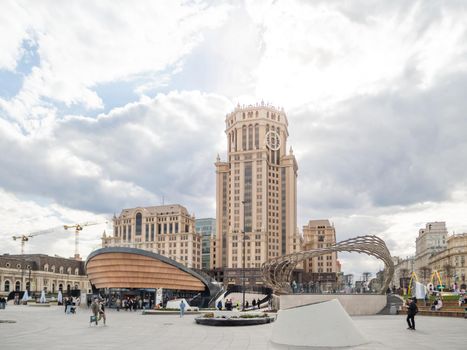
<box><xmin>91</xmin><ymin>298</ymin><xmax>99</xmax><ymax>325</ymax></box>
<box><xmin>179</xmin><ymin>300</ymin><xmax>186</xmax><ymax>317</ymax></box>
<box><xmin>406</xmin><ymin>297</ymin><xmax>418</xmax><ymax>330</ymax></box>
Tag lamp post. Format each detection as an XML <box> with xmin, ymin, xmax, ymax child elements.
<box><xmin>28</xmin><ymin>266</ymin><xmax>31</xmax><ymax>292</ymax></box>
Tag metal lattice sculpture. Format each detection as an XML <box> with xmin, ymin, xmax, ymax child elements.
<box><xmin>261</xmin><ymin>235</ymin><xmax>394</xmax><ymax>294</ymax></box>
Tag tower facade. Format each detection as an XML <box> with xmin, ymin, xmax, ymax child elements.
<box><xmin>213</xmin><ymin>103</ymin><xmax>299</xmax><ymax>283</ymax></box>
<box><xmin>302</xmin><ymin>220</ymin><xmax>339</xmax><ymax>274</ymax></box>
<box><xmin>415</xmin><ymin>221</ymin><xmax>448</xmax><ymax>274</ymax></box>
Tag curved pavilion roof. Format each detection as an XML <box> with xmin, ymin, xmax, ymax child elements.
<box><xmin>86</xmin><ymin>247</ymin><xmax>210</xmax><ymax>292</ymax></box>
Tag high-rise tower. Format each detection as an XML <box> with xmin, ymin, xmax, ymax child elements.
<box><xmin>213</xmin><ymin>102</ymin><xmax>300</xmax><ymax>284</ymax></box>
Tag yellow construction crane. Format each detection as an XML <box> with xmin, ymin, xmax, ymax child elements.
<box><xmin>12</xmin><ymin>226</ymin><xmax>64</xmax><ymax>254</ymax></box>
<box><xmin>63</xmin><ymin>222</ymin><xmax>103</xmax><ymax>260</ymax></box>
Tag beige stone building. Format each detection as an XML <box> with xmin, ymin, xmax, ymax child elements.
<box><xmin>414</xmin><ymin>222</ymin><xmax>448</xmax><ymax>276</ymax></box>
<box><xmin>429</xmin><ymin>233</ymin><xmax>467</xmax><ymax>289</ymax></box>
<box><xmin>301</xmin><ymin>220</ymin><xmax>340</xmax><ymax>290</ymax></box>
<box><xmin>102</xmin><ymin>204</ymin><xmax>202</xmax><ymax>269</ymax></box>
<box><xmin>213</xmin><ymin>103</ymin><xmax>301</xmax><ymax>284</ymax></box>
<box><xmin>302</xmin><ymin>220</ymin><xmax>339</xmax><ymax>274</ymax></box>
<box><xmin>0</xmin><ymin>254</ymin><xmax>91</xmax><ymax>297</ymax></box>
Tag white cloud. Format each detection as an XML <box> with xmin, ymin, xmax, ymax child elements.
<box><xmin>0</xmin><ymin>0</ymin><xmax>231</xmax><ymax>132</ymax></box>
<box><xmin>0</xmin><ymin>188</ymin><xmax>108</xmax><ymax>257</ymax></box>
<box><xmin>0</xmin><ymin>90</ymin><xmax>232</xmax><ymax>215</ymax></box>
<box><xmin>244</xmin><ymin>0</ymin><xmax>467</xmax><ymax>109</ymax></box>
<box><xmin>1</xmin><ymin>0</ymin><xmax>467</xmax><ymax>280</ymax></box>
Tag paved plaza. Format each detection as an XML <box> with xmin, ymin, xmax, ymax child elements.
<box><xmin>1</xmin><ymin>306</ymin><xmax>466</xmax><ymax>349</ymax></box>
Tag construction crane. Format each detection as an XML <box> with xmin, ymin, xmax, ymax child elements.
<box><xmin>12</xmin><ymin>226</ymin><xmax>64</xmax><ymax>254</ymax></box>
<box><xmin>63</xmin><ymin>222</ymin><xmax>102</xmax><ymax>260</ymax></box>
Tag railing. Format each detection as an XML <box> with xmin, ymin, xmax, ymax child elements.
<box><xmin>288</xmin><ymin>282</ymin><xmax>381</xmax><ymax>294</ymax></box>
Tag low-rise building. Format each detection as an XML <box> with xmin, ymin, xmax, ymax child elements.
<box><xmin>0</xmin><ymin>254</ymin><xmax>91</xmax><ymax>297</ymax></box>
<box><xmin>429</xmin><ymin>233</ymin><xmax>467</xmax><ymax>289</ymax></box>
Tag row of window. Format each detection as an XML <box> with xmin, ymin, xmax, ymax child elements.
<box><xmin>42</xmin><ymin>265</ymin><xmax>79</xmax><ymax>275</ymax></box>
<box><xmin>2</xmin><ymin>280</ymin><xmax>78</xmax><ymax>293</ymax></box>
<box><xmin>3</xmin><ymin>263</ymin><xmax>31</xmax><ymax>269</ymax></box>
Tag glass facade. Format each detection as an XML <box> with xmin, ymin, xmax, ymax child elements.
<box><xmin>196</xmin><ymin>218</ymin><xmax>216</xmax><ymax>270</ymax></box>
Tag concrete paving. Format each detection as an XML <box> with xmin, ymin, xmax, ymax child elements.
<box><xmin>1</xmin><ymin>305</ymin><xmax>466</xmax><ymax>349</ymax></box>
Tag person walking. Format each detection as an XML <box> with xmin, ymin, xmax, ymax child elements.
<box><xmin>91</xmin><ymin>298</ymin><xmax>99</xmax><ymax>325</ymax></box>
<box><xmin>116</xmin><ymin>297</ymin><xmax>121</xmax><ymax>312</ymax></box>
<box><xmin>179</xmin><ymin>300</ymin><xmax>186</xmax><ymax>318</ymax></box>
<box><xmin>98</xmin><ymin>301</ymin><xmax>106</xmax><ymax>326</ymax></box>
<box><xmin>217</xmin><ymin>300</ymin><xmax>222</xmax><ymax>311</ymax></box>
<box><xmin>406</xmin><ymin>297</ymin><xmax>418</xmax><ymax>330</ymax></box>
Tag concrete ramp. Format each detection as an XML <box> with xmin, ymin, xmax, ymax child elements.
<box><xmin>270</xmin><ymin>299</ymin><xmax>368</xmax><ymax>348</ymax></box>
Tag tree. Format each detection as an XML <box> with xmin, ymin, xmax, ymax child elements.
<box><xmin>419</xmin><ymin>266</ymin><xmax>431</xmax><ymax>284</ymax></box>
<box><xmin>399</xmin><ymin>268</ymin><xmax>409</xmax><ymax>289</ymax></box>
<box><xmin>443</xmin><ymin>263</ymin><xmax>455</xmax><ymax>289</ymax></box>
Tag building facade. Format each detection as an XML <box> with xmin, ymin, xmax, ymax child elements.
<box><xmin>102</xmin><ymin>204</ymin><xmax>202</xmax><ymax>269</ymax></box>
<box><xmin>301</xmin><ymin>220</ymin><xmax>340</xmax><ymax>290</ymax></box>
<box><xmin>213</xmin><ymin>103</ymin><xmax>301</xmax><ymax>284</ymax></box>
<box><xmin>429</xmin><ymin>233</ymin><xmax>467</xmax><ymax>289</ymax></box>
<box><xmin>0</xmin><ymin>254</ymin><xmax>91</xmax><ymax>297</ymax></box>
<box><xmin>195</xmin><ymin>218</ymin><xmax>216</xmax><ymax>270</ymax></box>
<box><xmin>414</xmin><ymin>222</ymin><xmax>448</xmax><ymax>274</ymax></box>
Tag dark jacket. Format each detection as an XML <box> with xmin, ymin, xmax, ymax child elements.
<box><xmin>407</xmin><ymin>302</ymin><xmax>418</xmax><ymax>316</ymax></box>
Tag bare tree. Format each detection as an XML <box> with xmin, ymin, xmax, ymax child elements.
<box><xmin>362</xmin><ymin>272</ymin><xmax>372</xmax><ymax>282</ymax></box>
<box><xmin>419</xmin><ymin>266</ymin><xmax>431</xmax><ymax>284</ymax></box>
<box><xmin>443</xmin><ymin>263</ymin><xmax>455</xmax><ymax>289</ymax></box>
<box><xmin>399</xmin><ymin>268</ymin><xmax>409</xmax><ymax>289</ymax></box>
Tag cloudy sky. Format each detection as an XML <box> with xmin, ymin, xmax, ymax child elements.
<box><xmin>1</xmin><ymin>0</ymin><xmax>467</xmax><ymax>279</ymax></box>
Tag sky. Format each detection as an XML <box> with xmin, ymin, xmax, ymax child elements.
<box><xmin>1</xmin><ymin>0</ymin><xmax>467</xmax><ymax>280</ymax></box>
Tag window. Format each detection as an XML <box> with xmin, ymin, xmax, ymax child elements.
<box><xmin>242</xmin><ymin>125</ymin><xmax>247</xmax><ymax>150</ymax></box>
<box><xmin>136</xmin><ymin>212</ymin><xmax>142</xmax><ymax>236</ymax></box>
<box><xmin>4</xmin><ymin>280</ymin><xmax>10</xmax><ymax>292</ymax></box>
<box><xmin>255</xmin><ymin>124</ymin><xmax>259</xmax><ymax>149</ymax></box>
<box><xmin>15</xmin><ymin>281</ymin><xmax>21</xmax><ymax>291</ymax></box>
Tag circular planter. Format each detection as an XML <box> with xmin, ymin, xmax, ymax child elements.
<box><xmin>195</xmin><ymin>315</ymin><xmax>275</xmax><ymax>326</ymax></box>
<box><xmin>142</xmin><ymin>310</ymin><xmax>201</xmax><ymax>315</ymax></box>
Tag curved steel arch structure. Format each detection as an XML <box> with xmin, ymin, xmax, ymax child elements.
<box><xmin>261</xmin><ymin>235</ymin><xmax>394</xmax><ymax>294</ymax></box>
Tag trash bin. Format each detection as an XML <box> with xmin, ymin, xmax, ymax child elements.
<box><xmin>389</xmin><ymin>303</ymin><xmax>397</xmax><ymax>315</ymax></box>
